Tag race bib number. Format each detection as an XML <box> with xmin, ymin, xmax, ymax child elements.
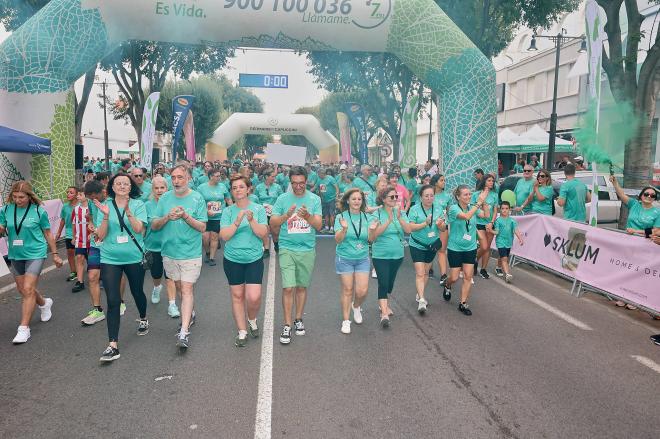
<box><xmin>264</xmin><ymin>204</ymin><xmax>273</xmax><ymax>216</ymax></box>
<box><xmin>320</xmin><ymin>184</ymin><xmax>327</xmax><ymax>193</ymax></box>
<box><xmin>12</xmin><ymin>239</ymin><xmax>23</xmax><ymax>246</ymax></box>
<box><xmin>117</xmin><ymin>235</ymin><xmax>129</xmax><ymax>244</ymax></box>
<box><xmin>208</xmin><ymin>201</ymin><xmax>222</xmax><ymax>214</ymax></box>
<box><xmin>287</xmin><ymin>214</ymin><xmax>311</xmax><ymax>234</ymax></box>
<box><xmin>463</xmin><ymin>233</ymin><xmax>472</xmax><ymax>242</ymax></box>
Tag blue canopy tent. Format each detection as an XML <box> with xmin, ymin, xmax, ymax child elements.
<box><xmin>0</xmin><ymin>125</ymin><xmax>53</xmax><ymax>196</ymax></box>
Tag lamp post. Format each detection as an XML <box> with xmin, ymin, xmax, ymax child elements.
<box><xmin>427</xmin><ymin>93</ymin><xmax>434</xmax><ymax>161</ymax></box>
<box><xmin>528</xmin><ymin>29</ymin><xmax>586</xmax><ymax>169</ymax></box>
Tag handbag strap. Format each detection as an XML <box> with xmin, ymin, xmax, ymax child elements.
<box><xmin>410</xmin><ymin>235</ymin><xmax>435</xmax><ymax>251</ymax></box>
<box><xmin>111</xmin><ymin>200</ymin><xmax>145</xmax><ymax>255</ymax></box>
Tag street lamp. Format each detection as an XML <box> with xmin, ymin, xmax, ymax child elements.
<box><xmin>93</xmin><ymin>80</ymin><xmax>118</xmax><ymax>171</ymax></box>
<box><xmin>528</xmin><ymin>29</ymin><xmax>586</xmax><ymax>169</ymax></box>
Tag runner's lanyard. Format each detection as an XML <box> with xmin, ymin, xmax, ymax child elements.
<box><xmin>420</xmin><ymin>203</ymin><xmax>434</xmax><ymax>229</ymax></box>
<box><xmin>111</xmin><ymin>200</ymin><xmax>128</xmax><ymax>233</ymax></box>
<box><xmin>14</xmin><ymin>202</ymin><xmax>32</xmax><ymax>236</ymax></box>
<box><xmin>359</xmin><ymin>176</ymin><xmax>375</xmax><ymax>191</ymax></box>
<box><xmin>463</xmin><ymin>205</ymin><xmax>471</xmax><ymax>233</ymax></box>
<box><xmin>346</xmin><ymin>211</ymin><xmax>362</xmax><ymax>240</ymax></box>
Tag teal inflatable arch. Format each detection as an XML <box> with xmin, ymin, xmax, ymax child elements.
<box><xmin>0</xmin><ymin>0</ymin><xmax>496</xmax><ymax>198</ymax></box>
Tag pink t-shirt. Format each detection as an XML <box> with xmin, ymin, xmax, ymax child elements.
<box><xmin>395</xmin><ymin>184</ymin><xmax>408</xmax><ymax>209</ymax></box>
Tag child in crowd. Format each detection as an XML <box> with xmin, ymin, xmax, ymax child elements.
<box><xmin>57</xmin><ymin>186</ymin><xmax>78</xmax><ymax>282</ymax></box>
<box><xmin>71</xmin><ymin>190</ymin><xmax>91</xmax><ymax>293</ymax></box>
<box><xmin>492</xmin><ymin>201</ymin><xmax>524</xmax><ymax>283</ymax></box>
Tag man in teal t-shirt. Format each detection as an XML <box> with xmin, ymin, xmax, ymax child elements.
<box><xmin>270</xmin><ymin>166</ymin><xmax>322</xmax><ymax>345</ymax></box>
<box><xmin>317</xmin><ymin>168</ymin><xmax>339</xmax><ymax>232</ymax></box>
<box><xmin>558</xmin><ymin>164</ymin><xmax>590</xmax><ymax>223</ymax></box>
<box><xmin>152</xmin><ymin>165</ymin><xmax>208</xmax><ymax>349</ymax></box>
<box><xmin>131</xmin><ymin>167</ymin><xmax>152</xmax><ymax>203</ymax></box>
<box><xmin>353</xmin><ymin>165</ymin><xmax>377</xmax><ymax>198</ymax></box>
<box><xmin>513</xmin><ymin>166</ymin><xmax>535</xmax><ymax>213</ymax></box>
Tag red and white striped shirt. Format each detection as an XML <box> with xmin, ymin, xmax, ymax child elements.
<box><xmin>71</xmin><ymin>205</ymin><xmax>91</xmax><ymax>249</ymax></box>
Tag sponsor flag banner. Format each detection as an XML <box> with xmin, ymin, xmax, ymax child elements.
<box><xmin>0</xmin><ymin>199</ymin><xmax>62</xmax><ymax>258</ymax></box>
<box><xmin>140</xmin><ymin>92</ymin><xmax>160</xmax><ymax>169</ymax></box>
<box><xmin>183</xmin><ymin>110</ymin><xmax>196</xmax><ymax>161</ymax></box>
<box><xmin>171</xmin><ymin>95</ymin><xmax>195</xmax><ymax>161</ymax></box>
<box><xmin>511</xmin><ymin>214</ymin><xmax>659</xmax><ymax>312</ymax></box>
<box><xmin>336</xmin><ymin>112</ymin><xmax>352</xmax><ymax>164</ymax></box>
<box><xmin>589</xmin><ymin>163</ymin><xmax>598</xmax><ymax>226</ymax></box>
<box><xmin>344</xmin><ymin>102</ymin><xmax>368</xmax><ymax>164</ymax></box>
<box><xmin>399</xmin><ymin>94</ymin><xmax>419</xmax><ymax>168</ymax></box>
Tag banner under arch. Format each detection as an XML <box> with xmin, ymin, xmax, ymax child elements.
<box><xmin>0</xmin><ymin>0</ymin><xmax>496</xmax><ymax>198</ymax></box>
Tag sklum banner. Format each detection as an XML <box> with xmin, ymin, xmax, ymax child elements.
<box><xmin>344</xmin><ymin>103</ymin><xmax>368</xmax><ymax>164</ymax></box>
<box><xmin>172</xmin><ymin>95</ymin><xmax>195</xmax><ymax>161</ymax></box>
<box><xmin>140</xmin><ymin>92</ymin><xmax>160</xmax><ymax>169</ymax></box>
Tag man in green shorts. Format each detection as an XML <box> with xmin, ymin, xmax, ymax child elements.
<box><xmin>270</xmin><ymin>166</ymin><xmax>322</xmax><ymax>345</ymax></box>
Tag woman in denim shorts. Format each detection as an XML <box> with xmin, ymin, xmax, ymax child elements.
<box><xmin>334</xmin><ymin>188</ymin><xmax>372</xmax><ymax>334</ymax></box>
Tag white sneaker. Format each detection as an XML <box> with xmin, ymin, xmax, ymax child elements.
<box><xmin>417</xmin><ymin>298</ymin><xmax>428</xmax><ymax>314</ymax></box>
<box><xmin>415</xmin><ymin>294</ymin><xmax>420</xmax><ymax>303</ymax></box>
<box><xmin>505</xmin><ymin>273</ymin><xmax>513</xmax><ymax>283</ymax></box>
<box><xmin>459</xmin><ymin>271</ymin><xmax>464</xmax><ymax>279</ymax></box>
<box><xmin>471</xmin><ymin>278</ymin><xmax>475</xmax><ymax>285</ymax></box>
<box><xmin>12</xmin><ymin>326</ymin><xmax>30</xmax><ymax>344</ymax></box>
<box><xmin>151</xmin><ymin>285</ymin><xmax>162</xmax><ymax>304</ymax></box>
<box><xmin>120</xmin><ymin>302</ymin><xmax>126</xmax><ymax>316</ymax></box>
<box><xmin>39</xmin><ymin>298</ymin><xmax>53</xmax><ymax>322</ymax></box>
<box><xmin>341</xmin><ymin>320</ymin><xmax>351</xmax><ymax>334</ymax></box>
<box><xmin>352</xmin><ymin>303</ymin><xmax>363</xmax><ymax>324</ymax></box>
<box><xmin>371</xmin><ymin>268</ymin><xmax>377</xmax><ymax>278</ymax></box>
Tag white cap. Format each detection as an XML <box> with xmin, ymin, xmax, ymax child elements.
<box><xmin>339</xmin><ymin>164</ymin><xmax>347</xmax><ymax>170</ymax></box>
<box><xmin>575</xmin><ymin>156</ymin><xmax>584</xmax><ymax>161</ymax></box>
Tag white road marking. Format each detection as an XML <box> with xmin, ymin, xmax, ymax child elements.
<box><xmin>254</xmin><ymin>247</ymin><xmax>275</xmax><ymax>439</ymax></box>
<box><xmin>0</xmin><ymin>261</ymin><xmax>68</xmax><ymax>295</ymax></box>
<box><xmin>631</xmin><ymin>355</ymin><xmax>660</xmax><ymax>374</ymax></box>
<box><xmin>493</xmin><ymin>277</ymin><xmax>593</xmax><ymax>331</ymax></box>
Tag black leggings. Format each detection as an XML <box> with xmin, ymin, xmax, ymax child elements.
<box><xmin>101</xmin><ymin>263</ymin><xmax>147</xmax><ymax>342</ymax></box>
<box><xmin>150</xmin><ymin>251</ymin><xmax>164</xmax><ymax>280</ymax></box>
<box><xmin>372</xmin><ymin>257</ymin><xmax>403</xmax><ymax>299</ymax></box>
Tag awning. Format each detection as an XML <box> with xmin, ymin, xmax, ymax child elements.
<box><xmin>498</xmin><ymin>124</ymin><xmax>575</xmax><ymax>153</ymax></box>
<box><xmin>0</xmin><ymin>125</ymin><xmax>51</xmax><ymax>155</ymax></box>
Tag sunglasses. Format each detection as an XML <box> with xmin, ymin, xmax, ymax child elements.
<box><xmin>538</xmin><ymin>175</ymin><xmax>548</xmax><ymax>179</ymax></box>
<box><xmin>133</xmin><ymin>174</ymin><xmax>144</xmax><ymax>178</ymax></box>
<box><xmin>642</xmin><ymin>192</ymin><xmax>656</xmax><ymax>199</ymax></box>
<box><xmin>388</xmin><ymin>194</ymin><xmax>399</xmax><ymax>200</ymax></box>
<box><xmin>523</xmin><ymin>170</ymin><xmax>533</xmax><ymax>173</ymax></box>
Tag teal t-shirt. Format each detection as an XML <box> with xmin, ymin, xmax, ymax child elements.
<box><xmin>559</xmin><ymin>179</ymin><xmax>587</xmax><ymax>222</ymax></box>
<box><xmin>334</xmin><ymin>210</ymin><xmax>373</xmax><ymax>259</ymax></box>
<box><xmin>155</xmin><ymin>190</ymin><xmax>208</xmax><ymax>260</ymax></box>
<box><xmin>138</xmin><ymin>181</ymin><xmax>152</xmax><ymax>203</ymax></box>
<box><xmin>197</xmin><ymin>182</ymin><xmax>230</xmax><ymax>220</ymax></box>
<box><xmin>626</xmin><ymin>198</ymin><xmax>659</xmax><ymax>230</ymax></box>
<box><xmin>406</xmin><ymin>179</ymin><xmax>420</xmax><ymax>204</ymax></box>
<box><xmin>447</xmin><ymin>204</ymin><xmax>478</xmax><ymax>252</ymax></box>
<box><xmin>318</xmin><ymin>176</ymin><xmax>338</xmax><ymax>202</ymax></box>
<box><xmin>220</xmin><ymin>202</ymin><xmax>268</xmax><ymax>264</ymax></box>
<box><xmin>61</xmin><ymin>202</ymin><xmax>75</xmax><ymax>239</ymax></box>
<box><xmin>514</xmin><ymin>178</ymin><xmax>535</xmax><ymax>212</ymax></box>
<box><xmin>307</xmin><ymin>171</ymin><xmax>319</xmax><ymax>189</ymax></box>
<box><xmin>513</xmin><ymin>163</ymin><xmax>524</xmax><ymax>174</ymax></box>
<box><xmin>251</xmin><ymin>175</ymin><xmax>260</xmax><ymax>188</ymax></box>
<box><xmin>111</xmin><ymin>162</ymin><xmax>121</xmax><ymax>175</ymax></box>
<box><xmin>144</xmin><ymin>199</ymin><xmax>163</xmax><ymax>252</ymax></box>
<box><xmin>471</xmin><ymin>190</ymin><xmax>498</xmax><ymax>225</ymax></box>
<box><xmin>371</xmin><ymin>208</ymin><xmax>409</xmax><ymax>260</ymax></box>
<box><xmin>272</xmin><ymin>191</ymin><xmax>322</xmax><ymax>252</ymax></box>
<box><xmin>366</xmin><ymin>192</ymin><xmax>378</xmax><ymax>208</ymax></box>
<box><xmin>195</xmin><ymin>174</ymin><xmax>210</xmax><ymax>187</ymax></box>
<box><xmin>338</xmin><ymin>179</ymin><xmax>354</xmax><ymax>194</ymax></box>
<box><xmin>531</xmin><ymin>185</ymin><xmax>554</xmax><ymax>215</ymax></box>
<box><xmin>255</xmin><ymin>183</ymin><xmax>283</xmax><ymax>206</ymax></box>
<box><xmin>164</xmin><ymin>174</ymin><xmax>174</xmax><ymax>190</ymax></box>
<box><xmin>94</xmin><ymin>198</ymin><xmax>147</xmax><ymax>265</ymax></box>
<box><xmin>353</xmin><ymin>176</ymin><xmax>376</xmax><ymax>198</ymax></box>
<box><xmin>494</xmin><ymin>216</ymin><xmax>518</xmax><ymax>249</ymax></box>
<box><xmin>408</xmin><ymin>203</ymin><xmax>444</xmax><ymax>250</ymax></box>
<box><xmin>434</xmin><ymin>192</ymin><xmax>452</xmax><ymax>213</ymax></box>
<box><xmin>276</xmin><ymin>173</ymin><xmax>289</xmax><ymax>192</ymax></box>
<box><xmin>0</xmin><ymin>203</ymin><xmax>51</xmax><ymax>260</ymax></box>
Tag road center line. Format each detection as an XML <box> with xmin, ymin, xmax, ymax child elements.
<box><xmin>254</xmin><ymin>246</ymin><xmax>275</xmax><ymax>439</ymax></box>
<box><xmin>631</xmin><ymin>355</ymin><xmax>660</xmax><ymax>374</ymax></box>
<box><xmin>493</xmin><ymin>277</ymin><xmax>593</xmax><ymax>331</ymax></box>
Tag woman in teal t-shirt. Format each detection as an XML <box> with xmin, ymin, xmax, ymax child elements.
<box><xmin>471</xmin><ymin>175</ymin><xmax>498</xmax><ymax>280</ymax></box>
<box><xmin>431</xmin><ymin>174</ymin><xmax>452</xmax><ymax>283</ymax></box>
<box><xmin>197</xmin><ymin>169</ymin><xmax>231</xmax><ymax>266</ymax></box>
<box><xmin>407</xmin><ymin>185</ymin><xmax>447</xmax><ymax>314</ymax></box>
<box><xmin>56</xmin><ymin>186</ymin><xmax>79</xmax><ymax>282</ymax></box>
<box><xmin>443</xmin><ymin>185</ymin><xmax>488</xmax><ymax>316</ymax></box>
<box><xmin>93</xmin><ymin>173</ymin><xmax>148</xmax><ymax>362</ymax></box>
<box><xmin>145</xmin><ymin>176</ymin><xmax>169</xmax><ymax>306</ymax></box>
<box><xmin>220</xmin><ymin>175</ymin><xmax>268</xmax><ymax>347</ymax></box>
<box><xmin>368</xmin><ymin>185</ymin><xmax>412</xmax><ymax>328</ymax></box>
<box><xmin>524</xmin><ymin>169</ymin><xmax>554</xmax><ymax>215</ymax></box>
<box><xmin>0</xmin><ymin>181</ymin><xmax>62</xmax><ymax>344</ymax></box>
<box><xmin>334</xmin><ymin>188</ymin><xmax>373</xmax><ymax>334</ymax></box>
<box><xmin>611</xmin><ymin>176</ymin><xmax>659</xmax><ymax>236</ymax></box>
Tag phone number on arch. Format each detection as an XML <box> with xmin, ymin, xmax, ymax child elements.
<box><xmin>223</xmin><ymin>0</ymin><xmax>353</xmax><ymax>16</ymax></box>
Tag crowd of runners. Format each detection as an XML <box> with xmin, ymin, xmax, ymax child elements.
<box><xmin>1</xmin><ymin>157</ymin><xmax>659</xmax><ymax>361</ymax></box>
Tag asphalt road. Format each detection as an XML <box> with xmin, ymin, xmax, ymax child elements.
<box><xmin>0</xmin><ymin>238</ymin><xmax>658</xmax><ymax>439</ymax></box>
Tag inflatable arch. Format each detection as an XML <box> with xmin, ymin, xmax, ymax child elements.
<box><xmin>0</xmin><ymin>0</ymin><xmax>496</xmax><ymax>198</ymax></box>
<box><xmin>208</xmin><ymin>113</ymin><xmax>339</xmax><ymax>163</ymax></box>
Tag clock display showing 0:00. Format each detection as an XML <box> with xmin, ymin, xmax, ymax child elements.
<box><xmin>264</xmin><ymin>75</ymin><xmax>287</xmax><ymax>88</ymax></box>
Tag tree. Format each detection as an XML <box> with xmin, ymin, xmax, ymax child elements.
<box><xmin>595</xmin><ymin>0</ymin><xmax>660</xmax><ymax>227</ymax></box>
<box><xmin>1</xmin><ymin>0</ymin><xmax>96</xmax><ymax>143</ymax></box>
<box><xmin>99</xmin><ymin>41</ymin><xmax>233</xmax><ymax>145</ymax></box>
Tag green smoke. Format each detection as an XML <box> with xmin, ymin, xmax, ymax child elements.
<box><xmin>575</xmin><ymin>101</ymin><xmax>638</xmax><ymax>168</ymax></box>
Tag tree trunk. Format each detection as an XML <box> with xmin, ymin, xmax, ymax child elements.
<box><xmin>74</xmin><ymin>67</ymin><xmax>96</xmax><ymax>144</ymax></box>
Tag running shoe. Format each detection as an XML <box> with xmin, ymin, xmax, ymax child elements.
<box><xmin>120</xmin><ymin>302</ymin><xmax>126</xmax><ymax>316</ymax></box>
<box><xmin>151</xmin><ymin>285</ymin><xmax>162</xmax><ymax>304</ymax></box>
<box><xmin>177</xmin><ymin>331</ymin><xmax>190</xmax><ymax>349</ymax></box>
<box><xmin>380</xmin><ymin>316</ymin><xmax>390</xmax><ymax>328</ymax></box>
<box><xmin>248</xmin><ymin>320</ymin><xmax>259</xmax><ymax>338</ymax></box>
<box><xmin>479</xmin><ymin>269</ymin><xmax>490</xmax><ymax>279</ymax></box>
<box><xmin>371</xmin><ymin>268</ymin><xmax>377</xmax><ymax>278</ymax></box>
<box><xmin>136</xmin><ymin>319</ymin><xmax>149</xmax><ymax>336</ymax></box>
<box><xmin>12</xmin><ymin>326</ymin><xmax>30</xmax><ymax>344</ymax></box>
<box><xmin>279</xmin><ymin>325</ymin><xmax>291</xmax><ymax>344</ymax></box>
<box><xmin>39</xmin><ymin>298</ymin><xmax>53</xmax><ymax>322</ymax></box>
<box><xmin>495</xmin><ymin>267</ymin><xmax>504</xmax><ymax>277</ymax></box>
<box><xmin>443</xmin><ymin>285</ymin><xmax>452</xmax><ymax>302</ymax></box>
<box><xmin>99</xmin><ymin>346</ymin><xmax>120</xmax><ymax>362</ymax></box>
<box><xmin>417</xmin><ymin>298</ymin><xmax>428</xmax><ymax>315</ymax></box>
<box><xmin>209</xmin><ymin>258</ymin><xmax>217</xmax><ymax>267</ymax></box>
<box><xmin>235</xmin><ymin>333</ymin><xmax>248</xmax><ymax>347</ymax></box>
<box><xmin>66</xmin><ymin>272</ymin><xmax>77</xmax><ymax>282</ymax></box>
<box><xmin>650</xmin><ymin>334</ymin><xmax>660</xmax><ymax>346</ymax></box>
<box><xmin>81</xmin><ymin>308</ymin><xmax>105</xmax><ymax>326</ymax></box>
<box><xmin>293</xmin><ymin>319</ymin><xmax>305</xmax><ymax>336</ymax></box>
<box><xmin>341</xmin><ymin>320</ymin><xmax>351</xmax><ymax>334</ymax></box>
<box><xmin>168</xmin><ymin>303</ymin><xmax>180</xmax><ymax>318</ymax></box>
<box><xmin>439</xmin><ymin>273</ymin><xmax>448</xmax><ymax>286</ymax></box>
<box><xmin>204</xmin><ymin>253</ymin><xmax>210</xmax><ymax>263</ymax></box>
<box><xmin>352</xmin><ymin>304</ymin><xmax>363</xmax><ymax>324</ymax></box>
<box><xmin>428</xmin><ymin>268</ymin><xmax>434</xmax><ymax>279</ymax></box>
<box><xmin>459</xmin><ymin>271</ymin><xmax>464</xmax><ymax>279</ymax></box>
<box><xmin>458</xmin><ymin>302</ymin><xmax>472</xmax><ymax>316</ymax></box>
<box><xmin>71</xmin><ymin>281</ymin><xmax>85</xmax><ymax>293</ymax></box>
<box><xmin>505</xmin><ymin>273</ymin><xmax>513</xmax><ymax>284</ymax></box>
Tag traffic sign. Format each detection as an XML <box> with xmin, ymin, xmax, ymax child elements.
<box><xmin>239</xmin><ymin>74</ymin><xmax>288</xmax><ymax>89</ymax></box>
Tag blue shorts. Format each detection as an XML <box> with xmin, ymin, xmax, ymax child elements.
<box><xmin>335</xmin><ymin>255</ymin><xmax>370</xmax><ymax>275</ymax></box>
<box><xmin>74</xmin><ymin>247</ymin><xmax>89</xmax><ymax>257</ymax></box>
<box><xmin>498</xmin><ymin>247</ymin><xmax>511</xmax><ymax>258</ymax></box>
<box><xmin>87</xmin><ymin>247</ymin><xmax>101</xmax><ymax>270</ymax></box>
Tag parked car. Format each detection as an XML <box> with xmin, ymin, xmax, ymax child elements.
<box><xmin>499</xmin><ymin>171</ymin><xmax>640</xmax><ymax>224</ymax></box>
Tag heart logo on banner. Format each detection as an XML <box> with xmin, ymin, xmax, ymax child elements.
<box><xmin>544</xmin><ymin>234</ymin><xmax>552</xmax><ymax>247</ymax></box>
